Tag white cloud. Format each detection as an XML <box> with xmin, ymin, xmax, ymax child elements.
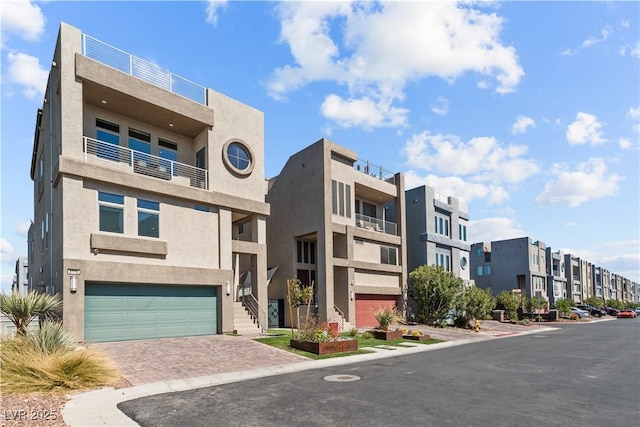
<box><xmin>566</xmin><ymin>112</ymin><xmax>606</xmax><ymax>145</ymax></box>
<box><xmin>631</xmin><ymin>42</ymin><xmax>640</xmax><ymax>58</ymax></box>
<box><xmin>6</xmin><ymin>52</ymin><xmax>48</xmax><ymax>99</ymax></box>
<box><xmin>602</xmin><ymin>240</ymin><xmax>640</xmax><ymax>249</ymax></box>
<box><xmin>468</xmin><ymin>217</ymin><xmax>526</xmax><ymax>245</ymax></box>
<box><xmin>402</xmin><ymin>131</ymin><xmax>539</xmax><ymax>185</ymax></box>
<box><xmin>582</xmin><ymin>26</ymin><xmax>611</xmax><ymax>48</ymax></box>
<box><xmin>1</xmin><ymin>238</ymin><xmax>15</xmax><ymax>264</ymax></box>
<box><xmin>618</xmin><ymin>138</ymin><xmax>632</xmax><ymax>149</ymax></box>
<box><xmin>430</xmin><ymin>96</ymin><xmax>449</xmax><ymax>116</ymax></box>
<box><xmin>620</xmin><ymin>21</ymin><xmax>629</xmax><ymax>29</ymax></box>
<box><xmin>627</xmin><ymin>106</ymin><xmax>640</xmax><ymax>132</ymax></box>
<box><xmin>204</xmin><ymin>0</ymin><xmax>229</xmax><ymax>27</ymax></box>
<box><xmin>404</xmin><ymin>172</ymin><xmax>509</xmax><ymax>206</ymax></box>
<box><xmin>535</xmin><ymin>158</ymin><xmax>621</xmax><ymax>207</ymax></box>
<box><xmin>0</xmin><ymin>0</ymin><xmax>45</xmax><ymax>43</ymax></box>
<box><xmin>511</xmin><ymin>115</ymin><xmax>535</xmax><ymax>135</ymax></box>
<box><xmin>268</xmin><ymin>1</ymin><xmax>523</xmax><ymax>129</ymax></box>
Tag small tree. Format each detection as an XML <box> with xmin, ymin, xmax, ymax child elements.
<box><xmin>410</xmin><ymin>265</ymin><xmax>465</xmax><ymax>326</ymax></box>
<box><xmin>585</xmin><ymin>296</ymin><xmax>604</xmax><ymax>308</ymax></box>
<box><xmin>496</xmin><ymin>290</ymin><xmax>522</xmax><ymax>322</ymax></box>
<box><xmin>286</xmin><ymin>278</ymin><xmax>314</xmax><ymax>339</ymax></box>
<box><xmin>554</xmin><ymin>298</ymin><xmax>573</xmax><ymax>318</ymax></box>
<box><xmin>525</xmin><ymin>296</ymin><xmax>547</xmax><ymax>320</ymax></box>
<box><xmin>455</xmin><ymin>286</ymin><xmax>495</xmax><ymax>327</ymax></box>
<box><xmin>0</xmin><ymin>291</ymin><xmax>62</xmax><ymax>336</ymax></box>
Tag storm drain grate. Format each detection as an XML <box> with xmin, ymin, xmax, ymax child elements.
<box><xmin>323</xmin><ymin>374</ymin><xmax>361</xmax><ymax>382</ymax></box>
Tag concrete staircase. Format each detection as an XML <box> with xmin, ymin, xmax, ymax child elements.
<box><xmin>233</xmin><ymin>302</ymin><xmax>262</xmax><ymax>335</ymax></box>
<box><xmin>333</xmin><ymin>307</ymin><xmax>352</xmax><ymax>331</ymax></box>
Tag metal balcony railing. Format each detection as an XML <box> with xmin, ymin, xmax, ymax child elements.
<box><xmin>353</xmin><ymin>160</ymin><xmax>396</xmax><ymax>184</ymax></box>
<box><xmin>355</xmin><ymin>213</ymin><xmax>397</xmax><ymax>235</ymax></box>
<box><xmin>81</xmin><ymin>34</ymin><xmax>207</xmax><ymax>105</ymax></box>
<box><xmin>84</xmin><ymin>137</ymin><xmax>208</xmax><ymax>189</ymax></box>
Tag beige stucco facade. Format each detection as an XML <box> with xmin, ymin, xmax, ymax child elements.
<box><xmin>266</xmin><ymin>138</ymin><xmax>407</xmax><ymax>329</ymax></box>
<box><xmin>29</xmin><ymin>23</ymin><xmax>269</xmax><ymax>341</ymax></box>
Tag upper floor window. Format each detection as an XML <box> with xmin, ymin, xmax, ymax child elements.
<box><xmin>332</xmin><ymin>180</ymin><xmax>352</xmax><ymax>218</ymax></box>
<box><xmin>98</xmin><ymin>192</ymin><xmax>124</xmax><ymax>234</ymax></box>
<box><xmin>96</xmin><ymin>119</ymin><xmax>120</xmax><ymax>161</ymax></box>
<box><xmin>137</xmin><ymin>199</ymin><xmax>159</xmax><ymax>238</ymax></box>
<box><xmin>459</xmin><ymin>224</ymin><xmax>467</xmax><ymax>241</ymax></box>
<box><xmin>297</xmin><ymin>240</ymin><xmax>316</xmax><ymax>265</ymax></box>
<box><xmin>223</xmin><ymin>141</ymin><xmax>254</xmax><ymax>176</ymax></box>
<box><xmin>434</xmin><ymin>213</ymin><xmax>450</xmax><ymax>237</ymax></box>
<box><xmin>380</xmin><ymin>246</ymin><xmax>397</xmax><ymax>265</ymax></box>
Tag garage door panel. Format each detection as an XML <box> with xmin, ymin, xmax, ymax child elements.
<box><xmin>85</xmin><ymin>283</ymin><xmax>217</xmax><ymax>342</ymax></box>
<box><xmin>355</xmin><ymin>294</ymin><xmax>398</xmax><ymax>328</ymax></box>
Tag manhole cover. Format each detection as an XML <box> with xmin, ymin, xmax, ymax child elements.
<box><xmin>323</xmin><ymin>374</ymin><xmax>361</xmax><ymax>382</ymax></box>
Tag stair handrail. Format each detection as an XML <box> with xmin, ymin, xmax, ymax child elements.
<box><xmin>333</xmin><ymin>305</ymin><xmax>346</xmax><ymax>330</ymax></box>
<box><xmin>241</xmin><ymin>293</ymin><xmax>268</xmax><ymax>333</ymax></box>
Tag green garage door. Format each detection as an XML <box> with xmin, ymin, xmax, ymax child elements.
<box><xmin>85</xmin><ymin>283</ymin><xmax>217</xmax><ymax>342</ymax></box>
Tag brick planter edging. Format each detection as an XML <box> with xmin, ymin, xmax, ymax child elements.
<box><xmin>290</xmin><ymin>339</ymin><xmax>358</xmax><ymax>355</ymax></box>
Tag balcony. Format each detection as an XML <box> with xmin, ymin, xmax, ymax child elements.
<box><xmin>355</xmin><ymin>213</ymin><xmax>397</xmax><ymax>235</ymax></box>
<box><xmin>81</xmin><ymin>34</ymin><xmax>206</xmax><ymax>105</ymax></box>
<box><xmin>83</xmin><ymin>137</ymin><xmax>207</xmax><ymax>189</ymax></box>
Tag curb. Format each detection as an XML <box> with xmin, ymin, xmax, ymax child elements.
<box><xmin>62</xmin><ymin>326</ymin><xmax>558</xmax><ymax>426</ymax></box>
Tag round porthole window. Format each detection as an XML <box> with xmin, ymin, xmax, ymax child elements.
<box><xmin>460</xmin><ymin>257</ymin><xmax>467</xmax><ymax>269</ymax></box>
<box><xmin>222</xmin><ymin>140</ymin><xmax>255</xmax><ymax>176</ymax></box>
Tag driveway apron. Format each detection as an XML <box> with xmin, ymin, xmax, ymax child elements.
<box><xmin>92</xmin><ymin>335</ymin><xmax>308</xmax><ymax>386</ymax></box>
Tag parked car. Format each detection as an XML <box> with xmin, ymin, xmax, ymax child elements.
<box><xmin>570</xmin><ymin>307</ymin><xmax>588</xmax><ymax>318</ymax></box>
<box><xmin>601</xmin><ymin>306</ymin><xmax>619</xmax><ymax>316</ymax></box>
<box><xmin>576</xmin><ymin>305</ymin><xmax>606</xmax><ymax>317</ymax></box>
<box><xmin>635</xmin><ymin>307</ymin><xmax>640</xmax><ymax>316</ymax></box>
<box><xmin>617</xmin><ymin>308</ymin><xmax>638</xmax><ymax>319</ymax></box>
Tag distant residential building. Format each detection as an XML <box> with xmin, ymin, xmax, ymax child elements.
<box><xmin>470</xmin><ymin>237</ymin><xmax>548</xmax><ymax>301</ymax></box>
<box><xmin>403</xmin><ymin>186</ymin><xmax>471</xmax><ymax>286</ymax></box>
<box><xmin>546</xmin><ymin>248</ymin><xmax>567</xmax><ymax>305</ymax></box>
<box><xmin>11</xmin><ymin>257</ymin><xmax>29</xmax><ymax>296</ymax></box>
<box><xmin>564</xmin><ymin>254</ymin><xmax>583</xmax><ymax>303</ymax></box>
<box><xmin>592</xmin><ymin>266</ymin><xmax>604</xmax><ymax>300</ymax></box>
<box><xmin>266</xmin><ymin>138</ymin><xmax>407</xmax><ymax>329</ymax></box>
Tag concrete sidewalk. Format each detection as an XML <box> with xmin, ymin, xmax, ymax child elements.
<box><xmin>62</xmin><ymin>325</ymin><xmax>558</xmax><ymax>426</ymax></box>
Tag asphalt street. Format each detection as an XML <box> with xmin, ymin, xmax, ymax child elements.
<box><xmin>119</xmin><ymin>320</ymin><xmax>640</xmax><ymax>427</ymax></box>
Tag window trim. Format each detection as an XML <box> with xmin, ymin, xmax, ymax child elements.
<box><xmin>222</xmin><ymin>140</ymin><xmax>255</xmax><ymax>176</ymax></box>
<box><xmin>98</xmin><ymin>191</ymin><xmax>124</xmax><ymax>234</ymax></box>
<box><xmin>137</xmin><ymin>198</ymin><xmax>160</xmax><ymax>238</ymax></box>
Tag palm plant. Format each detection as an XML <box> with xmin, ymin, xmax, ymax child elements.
<box><xmin>0</xmin><ymin>291</ymin><xmax>62</xmax><ymax>336</ymax></box>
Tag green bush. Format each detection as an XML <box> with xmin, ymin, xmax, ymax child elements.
<box><xmin>554</xmin><ymin>298</ymin><xmax>573</xmax><ymax>317</ymax></box>
<box><xmin>584</xmin><ymin>296</ymin><xmax>604</xmax><ymax>309</ymax></box>
<box><xmin>496</xmin><ymin>291</ymin><xmax>522</xmax><ymax>322</ymax></box>
<box><xmin>0</xmin><ymin>291</ymin><xmax>62</xmax><ymax>336</ymax></box>
<box><xmin>455</xmin><ymin>286</ymin><xmax>496</xmax><ymax>327</ymax></box>
<box><xmin>373</xmin><ymin>306</ymin><xmax>403</xmax><ymax>331</ymax></box>
<box><xmin>410</xmin><ymin>265</ymin><xmax>465</xmax><ymax>326</ymax></box>
<box><xmin>605</xmin><ymin>299</ymin><xmax>624</xmax><ymax>310</ymax></box>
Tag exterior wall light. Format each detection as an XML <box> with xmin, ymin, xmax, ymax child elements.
<box><xmin>350</xmin><ymin>290</ymin><xmax>354</xmax><ymax>301</ymax></box>
<box><xmin>70</xmin><ymin>275</ymin><xmax>78</xmax><ymax>293</ymax></box>
<box><xmin>226</xmin><ymin>281</ymin><xmax>231</xmax><ymax>296</ymax></box>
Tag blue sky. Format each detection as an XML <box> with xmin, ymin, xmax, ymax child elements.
<box><xmin>1</xmin><ymin>1</ymin><xmax>639</xmax><ymax>292</ymax></box>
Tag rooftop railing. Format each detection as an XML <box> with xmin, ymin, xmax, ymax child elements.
<box><xmin>83</xmin><ymin>137</ymin><xmax>208</xmax><ymax>189</ymax></box>
<box><xmin>354</xmin><ymin>160</ymin><xmax>396</xmax><ymax>185</ymax></box>
<box><xmin>81</xmin><ymin>34</ymin><xmax>207</xmax><ymax>105</ymax></box>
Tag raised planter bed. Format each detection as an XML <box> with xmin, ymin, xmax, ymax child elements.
<box><xmin>372</xmin><ymin>330</ymin><xmax>403</xmax><ymax>340</ymax></box>
<box><xmin>402</xmin><ymin>334</ymin><xmax>431</xmax><ymax>341</ymax></box>
<box><xmin>289</xmin><ymin>339</ymin><xmax>358</xmax><ymax>355</ymax></box>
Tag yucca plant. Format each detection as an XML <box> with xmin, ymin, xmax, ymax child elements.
<box><xmin>28</xmin><ymin>321</ymin><xmax>77</xmax><ymax>355</ymax></box>
<box><xmin>373</xmin><ymin>306</ymin><xmax>403</xmax><ymax>331</ymax></box>
<box><xmin>0</xmin><ymin>291</ymin><xmax>62</xmax><ymax>336</ymax></box>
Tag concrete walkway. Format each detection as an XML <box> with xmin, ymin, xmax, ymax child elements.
<box><xmin>62</xmin><ymin>324</ymin><xmax>560</xmax><ymax>426</ymax></box>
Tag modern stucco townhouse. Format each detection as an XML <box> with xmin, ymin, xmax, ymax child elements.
<box><xmin>470</xmin><ymin>237</ymin><xmax>548</xmax><ymax>302</ymax></box>
<box><xmin>545</xmin><ymin>248</ymin><xmax>567</xmax><ymax>306</ymax></box>
<box><xmin>29</xmin><ymin>23</ymin><xmax>269</xmax><ymax>342</ymax></box>
<box><xmin>265</xmin><ymin>139</ymin><xmax>407</xmax><ymax>329</ymax></box>
<box><xmin>404</xmin><ymin>185</ymin><xmax>471</xmax><ymax>284</ymax></box>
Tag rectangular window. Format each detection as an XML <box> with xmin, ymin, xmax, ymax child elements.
<box><xmin>338</xmin><ymin>182</ymin><xmax>345</xmax><ymax>216</ymax></box>
<box><xmin>444</xmin><ymin>219</ymin><xmax>449</xmax><ymax>237</ymax></box>
<box><xmin>238</xmin><ymin>223</ymin><xmax>245</xmax><ymax>235</ymax></box>
<box><xmin>380</xmin><ymin>246</ymin><xmax>397</xmax><ymax>265</ymax></box>
<box><xmin>129</xmin><ymin>128</ymin><xmax>151</xmax><ymax>169</ymax></box>
<box><xmin>137</xmin><ymin>198</ymin><xmax>159</xmax><ymax>238</ymax></box>
<box><xmin>345</xmin><ymin>184</ymin><xmax>351</xmax><ymax>218</ymax></box>
<box><xmin>476</xmin><ymin>266</ymin><xmax>484</xmax><ymax>276</ymax></box>
<box><xmin>296</xmin><ymin>240</ymin><xmax>316</xmax><ymax>264</ymax></box>
<box><xmin>96</xmin><ymin>119</ymin><xmax>120</xmax><ymax>161</ymax></box>
<box><xmin>98</xmin><ymin>191</ymin><xmax>124</xmax><ymax>233</ymax></box>
<box><xmin>194</xmin><ymin>204</ymin><xmax>209</xmax><ymax>212</ymax></box>
<box><xmin>159</xmin><ymin>139</ymin><xmax>178</xmax><ymax>175</ymax></box>
<box><xmin>332</xmin><ymin>180</ymin><xmax>338</xmax><ymax>215</ymax></box>
<box><xmin>459</xmin><ymin>224</ymin><xmax>467</xmax><ymax>241</ymax></box>
<box><xmin>362</xmin><ymin>202</ymin><xmax>376</xmax><ymax>218</ymax></box>
<box><xmin>484</xmin><ymin>265</ymin><xmax>491</xmax><ymax>275</ymax></box>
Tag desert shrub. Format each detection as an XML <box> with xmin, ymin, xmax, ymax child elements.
<box><xmin>584</xmin><ymin>296</ymin><xmax>604</xmax><ymax>309</ymax></box>
<box><xmin>27</xmin><ymin>321</ymin><xmax>77</xmax><ymax>355</ymax></box>
<box><xmin>297</xmin><ymin>317</ymin><xmax>339</xmax><ymax>343</ymax></box>
<box><xmin>410</xmin><ymin>265</ymin><xmax>465</xmax><ymax>326</ymax></box>
<box><xmin>605</xmin><ymin>299</ymin><xmax>624</xmax><ymax>310</ymax></box>
<box><xmin>496</xmin><ymin>291</ymin><xmax>522</xmax><ymax>322</ymax></box>
<box><xmin>411</xmin><ymin>330</ymin><xmax>422</xmax><ymax>337</ymax></box>
<box><xmin>362</xmin><ymin>331</ymin><xmax>373</xmax><ymax>339</ymax></box>
<box><xmin>521</xmin><ymin>318</ymin><xmax>531</xmax><ymax>326</ymax></box>
<box><xmin>455</xmin><ymin>286</ymin><xmax>496</xmax><ymax>327</ymax></box>
<box><xmin>0</xmin><ymin>291</ymin><xmax>62</xmax><ymax>336</ymax></box>
<box><xmin>373</xmin><ymin>306</ymin><xmax>403</xmax><ymax>331</ymax></box>
<box><xmin>1</xmin><ymin>337</ymin><xmax>119</xmax><ymax>394</ymax></box>
<box><xmin>348</xmin><ymin>327</ymin><xmax>359</xmax><ymax>337</ymax></box>
<box><xmin>554</xmin><ymin>298</ymin><xmax>573</xmax><ymax>317</ymax></box>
